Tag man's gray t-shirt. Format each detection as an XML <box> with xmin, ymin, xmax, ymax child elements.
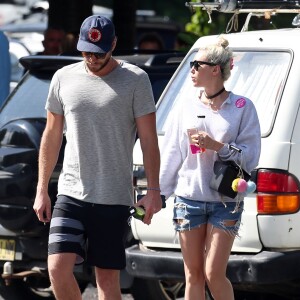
<box><xmin>45</xmin><ymin>61</ymin><xmax>156</xmax><ymax>206</ymax></box>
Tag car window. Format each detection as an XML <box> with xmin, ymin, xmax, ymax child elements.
<box><xmin>0</xmin><ymin>54</ymin><xmax>179</xmax><ymax>127</ymax></box>
<box><xmin>0</xmin><ymin>73</ymin><xmax>49</xmax><ymax>128</ymax></box>
<box><xmin>9</xmin><ymin>41</ymin><xmax>30</xmax><ymax>83</ymax></box>
<box><xmin>157</xmin><ymin>50</ymin><xmax>291</xmax><ymax>137</ymax></box>
<box><xmin>151</xmin><ymin>78</ymin><xmax>170</xmax><ymax>102</ymax></box>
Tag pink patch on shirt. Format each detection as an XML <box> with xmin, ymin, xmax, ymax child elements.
<box><xmin>235</xmin><ymin>98</ymin><xmax>246</xmax><ymax>108</ymax></box>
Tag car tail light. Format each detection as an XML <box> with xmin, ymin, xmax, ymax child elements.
<box><xmin>257</xmin><ymin>170</ymin><xmax>300</xmax><ymax>214</ymax></box>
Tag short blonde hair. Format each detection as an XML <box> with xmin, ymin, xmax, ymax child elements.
<box><xmin>200</xmin><ymin>35</ymin><xmax>233</xmax><ymax>81</ymax></box>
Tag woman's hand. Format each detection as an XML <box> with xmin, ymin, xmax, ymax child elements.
<box><xmin>195</xmin><ymin>131</ymin><xmax>224</xmax><ymax>152</ymax></box>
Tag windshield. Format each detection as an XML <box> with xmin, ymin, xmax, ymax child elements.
<box><xmin>157</xmin><ymin>50</ymin><xmax>291</xmax><ymax>137</ymax></box>
<box><xmin>0</xmin><ymin>73</ymin><xmax>50</xmax><ymax>128</ymax></box>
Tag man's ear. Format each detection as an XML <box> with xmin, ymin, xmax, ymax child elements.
<box><xmin>111</xmin><ymin>37</ymin><xmax>117</xmax><ymax>51</ymax></box>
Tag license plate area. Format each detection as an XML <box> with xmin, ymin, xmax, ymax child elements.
<box><xmin>0</xmin><ymin>239</ymin><xmax>15</xmax><ymax>261</ymax></box>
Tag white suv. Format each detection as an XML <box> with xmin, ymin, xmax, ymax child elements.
<box><xmin>128</xmin><ymin>22</ymin><xmax>300</xmax><ymax>300</ymax></box>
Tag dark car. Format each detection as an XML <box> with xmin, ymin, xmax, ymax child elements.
<box><xmin>0</xmin><ymin>52</ymin><xmax>183</xmax><ymax>299</ymax></box>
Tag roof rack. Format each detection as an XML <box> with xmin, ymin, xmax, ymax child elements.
<box><xmin>186</xmin><ymin>1</ymin><xmax>300</xmax><ymax>13</ymax></box>
<box><xmin>185</xmin><ymin>0</ymin><xmax>300</xmax><ymax>31</ymax></box>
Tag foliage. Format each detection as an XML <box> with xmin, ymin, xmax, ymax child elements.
<box><xmin>184</xmin><ymin>2</ymin><xmax>297</xmax><ymax>35</ymax></box>
<box><xmin>176</xmin><ymin>1</ymin><xmax>235</xmax><ymax>39</ymax></box>
<box><xmin>185</xmin><ymin>0</ymin><xmax>214</xmax><ymax>37</ymax></box>
<box><xmin>95</xmin><ymin>0</ymin><xmax>191</xmax><ymax>27</ymax></box>
<box><xmin>95</xmin><ymin>0</ymin><xmax>298</xmax><ymax>43</ymax></box>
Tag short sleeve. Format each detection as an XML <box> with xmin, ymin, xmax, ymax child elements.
<box><xmin>45</xmin><ymin>71</ymin><xmax>64</xmax><ymax>115</ymax></box>
<box><xmin>133</xmin><ymin>71</ymin><xmax>156</xmax><ymax>118</ymax></box>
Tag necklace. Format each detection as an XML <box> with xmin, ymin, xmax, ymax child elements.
<box><xmin>204</xmin><ymin>87</ymin><xmax>225</xmax><ymax>99</ymax></box>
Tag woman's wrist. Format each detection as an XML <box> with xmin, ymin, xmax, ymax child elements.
<box><xmin>214</xmin><ymin>141</ymin><xmax>225</xmax><ymax>152</ymax></box>
<box><xmin>146</xmin><ymin>187</ymin><xmax>161</xmax><ymax>192</ymax></box>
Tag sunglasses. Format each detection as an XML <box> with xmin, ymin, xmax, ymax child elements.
<box><xmin>83</xmin><ymin>52</ymin><xmax>107</xmax><ymax>59</ymax></box>
<box><xmin>190</xmin><ymin>60</ymin><xmax>217</xmax><ymax>71</ymax></box>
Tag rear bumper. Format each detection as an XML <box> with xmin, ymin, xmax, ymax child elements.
<box><xmin>126</xmin><ymin>244</ymin><xmax>300</xmax><ymax>284</ymax></box>
<box><xmin>126</xmin><ymin>245</ymin><xmax>184</xmax><ymax>281</ymax></box>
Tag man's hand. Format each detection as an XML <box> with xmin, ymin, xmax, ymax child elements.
<box><xmin>33</xmin><ymin>191</ymin><xmax>52</xmax><ymax>223</ymax></box>
<box><xmin>136</xmin><ymin>191</ymin><xmax>162</xmax><ymax>225</ymax></box>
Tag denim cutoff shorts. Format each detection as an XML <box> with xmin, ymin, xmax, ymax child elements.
<box><xmin>173</xmin><ymin>196</ymin><xmax>244</xmax><ymax>235</ymax></box>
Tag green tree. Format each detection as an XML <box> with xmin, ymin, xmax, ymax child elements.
<box><xmin>183</xmin><ymin>0</ymin><xmax>241</xmax><ymax>37</ymax></box>
<box><xmin>185</xmin><ymin>1</ymin><xmax>214</xmax><ymax>37</ymax></box>
<box><xmin>183</xmin><ymin>1</ymin><xmax>297</xmax><ymax>36</ymax></box>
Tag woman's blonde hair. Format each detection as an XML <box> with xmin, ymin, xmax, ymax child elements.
<box><xmin>201</xmin><ymin>35</ymin><xmax>233</xmax><ymax>81</ymax></box>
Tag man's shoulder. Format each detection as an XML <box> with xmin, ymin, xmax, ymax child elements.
<box><xmin>57</xmin><ymin>61</ymin><xmax>83</xmax><ymax>75</ymax></box>
<box><xmin>118</xmin><ymin>60</ymin><xmax>147</xmax><ymax>75</ymax></box>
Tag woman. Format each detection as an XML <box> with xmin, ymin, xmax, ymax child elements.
<box><xmin>159</xmin><ymin>36</ymin><xmax>261</xmax><ymax>300</ymax></box>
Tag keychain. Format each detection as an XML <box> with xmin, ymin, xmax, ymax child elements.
<box><xmin>231</xmin><ymin>177</ymin><xmax>256</xmax><ymax>195</ymax></box>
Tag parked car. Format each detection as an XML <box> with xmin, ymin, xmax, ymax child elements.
<box><xmin>0</xmin><ymin>4</ymin><xmax>181</xmax><ymax>54</ymax></box>
<box><xmin>8</xmin><ymin>39</ymin><xmax>31</xmax><ymax>91</ymax></box>
<box><xmin>0</xmin><ymin>31</ymin><xmax>10</xmax><ymax>107</ymax></box>
<box><xmin>128</xmin><ymin>3</ymin><xmax>300</xmax><ymax>300</ymax></box>
<box><xmin>0</xmin><ymin>51</ymin><xmax>183</xmax><ymax>300</ymax></box>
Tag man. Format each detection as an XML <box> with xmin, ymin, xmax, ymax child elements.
<box><xmin>37</xmin><ymin>27</ymin><xmax>65</xmax><ymax>55</ymax></box>
<box><xmin>0</xmin><ymin>30</ymin><xmax>10</xmax><ymax>106</ymax></box>
<box><xmin>33</xmin><ymin>15</ymin><xmax>162</xmax><ymax>300</ymax></box>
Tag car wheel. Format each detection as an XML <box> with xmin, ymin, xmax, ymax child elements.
<box><xmin>234</xmin><ymin>290</ymin><xmax>293</xmax><ymax>300</ymax></box>
<box><xmin>0</xmin><ymin>277</ymin><xmax>89</xmax><ymax>300</ymax></box>
<box><xmin>131</xmin><ymin>278</ymin><xmax>185</xmax><ymax>300</ymax></box>
<box><xmin>0</xmin><ymin>277</ymin><xmax>55</xmax><ymax>300</ymax></box>
<box><xmin>131</xmin><ymin>278</ymin><xmax>214</xmax><ymax>300</ymax></box>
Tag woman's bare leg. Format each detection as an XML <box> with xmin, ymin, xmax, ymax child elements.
<box><xmin>179</xmin><ymin>225</ymin><xmax>207</xmax><ymax>300</ymax></box>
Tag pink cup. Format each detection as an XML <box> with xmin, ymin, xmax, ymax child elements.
<box><xmin>187</xmin><ymin>128</ymin><xmax>206</xmax><ymax>154</ymax></box>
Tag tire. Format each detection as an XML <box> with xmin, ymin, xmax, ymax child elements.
<box><xmin>131</xmin><ymin>278</ymin><xmax>213</xmax><ymax>300</ymax></box>
<box><xmin>131</xmin><ymin>278</ymin><xmax>184</xmax><ymax>300</ymax></box>
<box><xmin>0</xmin><ymin>277</ymin><xmax>55</xmax><ymax>300</ymax></box>
<box><xmin>234</xmin><ymin>290</ymin><xmax>299</xmax><ymax>300</ymax></box>
<box><xmin>0</xmin><ymin>277</ymin><xmax>89</xmax><ymax>300</ymax></box>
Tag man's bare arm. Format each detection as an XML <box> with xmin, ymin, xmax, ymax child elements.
<box><xmin>33</xmin><ymin>111</ymin><xmax>64</xmax><ymax>222</ymax></box>
<box><xmin>135</xmin><ymin>112</ymin><xmax>161</xmax><ymax>224</ymax></box>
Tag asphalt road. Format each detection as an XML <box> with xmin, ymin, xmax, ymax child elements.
<box><xmin>82</xmin><ymin>284</ymin><xmax>184</xmax><ymax>300</ymax></box>
<box><xmin>82</xmin><ymin>284</ymin><xmax>134</xmax><ymax>299</ymax></box>
<box><xmin>0</xmin><ymin>284</ymin><xmax>133</xmax><ymax>300</ymax></box>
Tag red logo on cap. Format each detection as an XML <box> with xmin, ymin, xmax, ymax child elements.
<box><xmin>88</xmin><ymin>28</ymin><xmax>101</xmax><ymax>42</ymax></box>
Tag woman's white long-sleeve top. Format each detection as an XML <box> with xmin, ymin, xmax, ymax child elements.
<box><xmin>159</xmin><ymin>92</ymin><xmax>261</xmax><ymax>202</ymax></box>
